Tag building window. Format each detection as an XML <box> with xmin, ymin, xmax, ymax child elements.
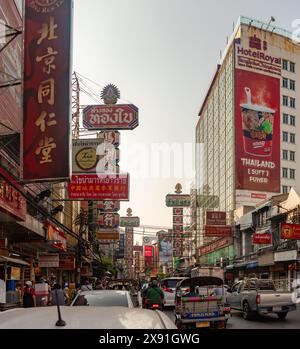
<box><xmin>290</xmin><ymin>133</ymin><xmax>296</xmax><ymax>144</ymax></box>
<box><xmin>290</xmin><ymin>80</ymin><xmax>296</xmax><ymax>91</ymax></box>
<box><xmin>282</xmin><ymin>77</ymin><xmax>289</xmax><ymax>89</ymax></box>
<box><xmin>282</xmin><ymin>168</ymin><xmax>288</xmax><ymax>178</ymax></box>
<box><xmin>290</xmin><ymin>62</ymin><xmax>295</xmax><ymax>73</ymax></box>
<box><xmin>290</xmin><ymin>151</ymin><xmax>295</xmax><ymax>162</ymax></box>
<box><xmin>282</xmin><ymin>150</ymin><xmax>288</xmax><ymax>160</ymax></box>
<box><xmin>290</xmin><ymin>115</ymin><xmax>296</xmax><ymax>126</ymax></box>
<box><xmin>283</xmin><ymin>96</ymin><xmax>289</xmax><ymax>106</ymax></box>
<box><xmin>290</xmin><ymin>98</ymin><xmax>296</xmax><ymax>109</ymax></box>
<box><xmin>283</xmin><ymin>114</ymin><xmax>289</xmax><ymax>124</ymax></box>
<box><xmin>283</xmin><ymin>59</ymin><xmax>288</xmax><ymax>70</ymax></box>
<box><xmin>282</xmin><ymin>186</ymin><xmax>289</xmax><ymax>194</ymax></box>
<box><xmin>290</xmin><ymin>169</ymin><xmax>295</xmax><ymax>180</ymax></box>
<box><xmin>283</xmin><ymin>131</ymin><xmax>288</xmax><ymax>142</ymax></box>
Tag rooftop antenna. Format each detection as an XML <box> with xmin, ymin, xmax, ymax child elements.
<box><xmin>266</xmin><ymin>16</ymin><xmax>276</xmax><ymax>31</ymax></box>
<box><xmin>55</xmin><ymin>289</ymin><xmax>66</xmax><ymax>327</ymax></box>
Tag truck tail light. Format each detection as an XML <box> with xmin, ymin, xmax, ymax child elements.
<box><xmin>256</xmin><ymin>295</ymin><xmax>261</xmax><ymax>305</ymax></box>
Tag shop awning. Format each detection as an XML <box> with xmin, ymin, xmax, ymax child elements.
<box><xmin>0</xmin><ymin>255</ymin><xmax>29</xmax><ymax>266</ymax></box>
<box><xmin>246</xmin><ymin>261</ymin><xmax>259</xmax><ymax>269</ymax></box>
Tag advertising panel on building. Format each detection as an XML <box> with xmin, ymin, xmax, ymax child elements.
<box><xmin>23</xmin><ymin>0</ymin><xmax>72</xmax><ymax>181</ymax></box>
<box><xmin>281</xmin><ymin>224</ymin><xmax>300</xmax><ymax>240</ymax></box>
<box><xmin>235</xmin><ymin>29</ymin><xmax>281</xmax><ymax>202</ymax></box>
<box><xmin>157</xmin><ymin>231</ymin><xmax>173</xmax><ymax>266</ymax></box>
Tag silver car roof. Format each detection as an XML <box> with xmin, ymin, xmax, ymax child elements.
<box><xmin>0</xmin><ymin>307</ymin><xmax>177</xmax><ymax>329</ymax></box>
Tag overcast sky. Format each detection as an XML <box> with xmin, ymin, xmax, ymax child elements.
<box><xmin>73</xmin><ymin>0</ymin><xmax>299</xmax><ymax>229</ymax></box>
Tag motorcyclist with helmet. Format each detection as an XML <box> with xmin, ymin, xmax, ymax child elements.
<box><xmin>145</xmin><ymin>280</ymin><xmax>165</xmax><ymax>311</ymax></box>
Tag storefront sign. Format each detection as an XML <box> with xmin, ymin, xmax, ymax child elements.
<box><xmin>96</xmin><ymin>231</ymin><xmax>120</xmax><ymax>241</ymax></box>
<box><xmin>252</xmin><ymin>233</ymin><xmax>272</xmax><ymax>245</ymax></box>
<box><xmin>68</xmin><ymin>174</ymin><xmax>129</xmax><ymax>200</ymax></box>
<box><xmin>204</xmin><ymin>226</ymin><xmax>232</xmax><ymax>238</ymax></box>
<box><xmin>0</xmin><ymin>174</ymin><xmax>26</xmax><ymax>221</ymax></box>
<box><xmin>198</xmin><ymin>237</ymin><xmax>233</xmax><ymax>256</ymax></box>
<box><xmin>39</xmin><ymin>254</ymin><xmax>59</xmax><ymax>268</ymax></box>
<box><xmin>59</xmin><ymin>256</ymin><xmax>75</xmax><ymax>270</ymax></box>
<box><xmin>281</xmin><ymin>224</ymin><xmax>300</xmax><ymax>240</ymax></box>
<box><xmin>133</xmin><ymin>245</ymin><xmax>143</xmax><ymax>253</ymax></box>
<box><xmin>206</xmin><ymin>211</ymin><xmax>226</xmax><ymax>226</ymax></box>
<box><xmin>98</xmin><ymin>213</ymin><xmax>120</xmax><ymax>229</ymax></box>
<box><xmin>98</xmin><ymin>201</ymin><xmax>120</xmax><ymax>212</ymax></box>
<box><xmin>120</xmin><ymin>216</ymin><xmax>140</xmax><ymax>228</ymax></box>
<box><xmin>117</xmin><ymin>233</ymin><xmax>125</xmax><ymax>258</ymax></box>
<box><xmin>166</xmin><ymin>194</ymin><xmax>191</xmax><ymax>207</ymax></box>
<box><xmin>173</xmin><ymin>216</ymin><xmax>183</xmax><ymax>224</ymax></box>
<box><xmin>23</xmin><ymin>0</ymin><xmax>72</xmax><ymax>181</ymax></box>
<box><xmin>46</xmin><ymin>223</ymin><xmax>67</xmax><ymax>252</ymax></box>
<box><xmin>72</xmin><ymin>138</ymin><xmax>104</xmax><ymax>174</ymax></box>
<box><xmin>274</xmin><ymin>250</ymin><xmax>297</xmax><ymax>262</ymax></box>
<box><xmin>173</xmin><ymin>208</ymin><xmax>183</xmax><ymax>216</ymax></box>
<box><xmin>83</xmin><ymin>104</ymin><xmax>139</xmax><ymax>130</ymax></box>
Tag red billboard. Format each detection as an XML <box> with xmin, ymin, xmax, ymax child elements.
<box><xmin>144</xmin><ymin>246</ymin><xmax>153</xmax><ymax>257</ymax></box>
<box><xmin>252</xmin><ymin>233</ymin><xmax>272</xmax><ymax>245</ymax></box>
<box><xmin>23</xmin><ymin>0</ymin><xmax>72</xmax><ymax>181</ymax></box>
<box><xmin>83</xmin><ymin>104</ymin><xmax>139</xmax><ymax>130</ymax></box>
<box><xmin>68</xmin><ymin>174</ymin><xmax>129</xmax><ymax>200</ymax></box>
<box><xmin>235</xmin><ymin>69</ymin><xmax>280</xmax><ymax>192</ymax></box>
<box><xmin>204</xmin><ymin>226</ymin><xmax>232</xmax><ymax>238</ymax></box>
<box><xmin>98</xmin><ymin>213</ymin><xmax>120</xmax><ymax>229</ymax></box>
<box><xmin>206</xmin><ymin>211</ymin><xmax>226</xmax><ymax>226</ymax></box>
<box><xmin>281</xmin><ymin>224</ymin><xmax>300</xmax><ymax>240</ymax></box>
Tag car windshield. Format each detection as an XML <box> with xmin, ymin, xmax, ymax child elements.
<box><xmin>163</xmin><ymin>279</ymin><xmax>182</xmax><ymax>289</ymax></box>
<box><xmin>73</xmin><ymin>292</ymin><xmax>128</xmax><ymax>307</ymax></box>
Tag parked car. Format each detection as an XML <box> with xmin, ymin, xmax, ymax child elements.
<box><xmin>70</xmin><ymin>290</ymin><xmax>134</xmax><ymax>308</ymax></box>
<box><xmin>0</xmin><ymin>306</ymin><xmax>177</xmax><ymax>329</ymax></box>
<box><xmin>160</xmin><ymin>277</ymin><xmax>187</xmax><ymax>307</ymax></box>
<box><xmin>226</xmin><ymin>278</ymin><xmax>297</xmax><ymax>320</ymax></box>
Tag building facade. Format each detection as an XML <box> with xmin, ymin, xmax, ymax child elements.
<box><xmin>195</xmin><ymin>16</ymin><xmax>300</xmax><ymax>265</ymax></box>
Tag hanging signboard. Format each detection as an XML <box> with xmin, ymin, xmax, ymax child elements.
<box><xmin>206</xmin><ymin>211</ymin><xmax>227</xmax><ymax>226</ymax></box>
<box><xmin>98</xmin><ymin>201</ymin><xmax>120</xmax><ymax>212</ymax></box>
<box><xmin>281</xmin><ymin>224</ymin><xmax>300</xmax><ymax>240</ymax></box>
<box><xmin>252</xmin><ymin>233</ymin><xmax>272</xmax><ymax>245</ymax></box>
<box><xmin>39</xmin><ymin>254</ymin><xmax>59</xmax><ymax>268</ymax></box>
<box><xmin>204</xmin><ymin>226</ymin><xmax>232</xmax><ymax>238</ymax></box>
<box><xmin>83</xmin><ymin>104</ymin><xmax>139</xmax><ymax>130</ymax></box>
<box><xmin>166</xmin><ymin>194</ymin><xmax>191</xmax><ymax>207</ymax></box>
<box><xmin>98</xmin><ymin>213</ymin><xmax>120</xmax><ymax>229</ymax></box>
<box><xmin>68</xmin><ymin>173</ymin><xmax>129</xmax><ymax>201</ymax></box>
<box><xmin>96</xmin><ymin>231</ymin><xmax>120</xmax><ymax>241</ymax></box>
<box><xmin>72</xmin><ymin>138</ymin><xmax>104</xmax><ymax>174</ymax></box>
<box><xmin>23</xmin><ymin>0</ymin><xmax>72</xmax><ymax>182</ymax></box>
<box><xmin>120</xmin><ymin>216</ymin><xmax>140</xmax><ymax>228</ymax></box>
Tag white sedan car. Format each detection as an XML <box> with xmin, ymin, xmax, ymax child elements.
<box><xmin>0</xmin><ymin>306</ymin><xmax>177</xmax><ymax>329</ymax></box>
<box><xmin>70</xmin><ymin>290</ymin><xmax>135</xmax><ymax>308</ymax></box>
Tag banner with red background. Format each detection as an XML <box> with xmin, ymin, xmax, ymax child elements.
<box><xmin>23</xmin><ymin>0</ymin><xmax>72</xmax><ymax>181</ymax></box>
<box><xmin>235</xmin><ymin>69</ymin><xmax>280</xmax><ymax>192</ymax></box>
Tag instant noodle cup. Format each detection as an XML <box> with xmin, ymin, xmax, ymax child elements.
<box><xmin>241</xmin><ymin>87</ymin><xmax>275</xmax><ymax>157</ymax></box>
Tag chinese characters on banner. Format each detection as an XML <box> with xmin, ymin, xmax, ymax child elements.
<box><xmin>23</xmin><ymin>0</ymin><xmax>72</xmax><ymax>181</ymax></box>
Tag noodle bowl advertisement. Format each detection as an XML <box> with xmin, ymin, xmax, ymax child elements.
<box><xmin>235</xmin><ymin>69</ymin><xmax>280</xmax><ymax>193</ymax></box>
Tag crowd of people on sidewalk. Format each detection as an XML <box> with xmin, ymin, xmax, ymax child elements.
<box><xmin>21</xmin><ymin>276</ymin><xmax>113</xmax><ymax>308</ymax></box>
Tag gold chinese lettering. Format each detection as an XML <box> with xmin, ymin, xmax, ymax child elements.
<box><xmin>38</xmin><ymin>79</ymin><xmax>55</xmax><ymax>105</ymax></box>
<box><xmin>37</xmin><ymin>17</ymin><xmax>58</xmax><ymax>45</ymax></box>
<box><xmin>35</xmin><ymin>111</ymin><xmax>57</xmax><ymax>132</ymax></box>
<box><xmin>35</xmin><ymin>136</ymin><xmax>57</xmax><ymax>164</ymax></box>
<box><xmin>36</xmin><ymin>47</ymin><xmax>58</xmax><ymax>74</ymax></box>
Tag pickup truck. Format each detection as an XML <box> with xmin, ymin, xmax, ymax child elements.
<box><xmin>226</xmin><ymin>279</ymin><xmax>296</xmax><ymax>320</ymax></box>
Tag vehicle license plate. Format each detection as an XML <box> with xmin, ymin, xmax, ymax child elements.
<box><xmin>196</xmin><ymin>322</ymin><xmax>210</xmax><ymax>328</ymax></box>
<box><xmin>273</xmin><ymin>307</ymin><xmax>282</xmax><ymax>312</ymax></box>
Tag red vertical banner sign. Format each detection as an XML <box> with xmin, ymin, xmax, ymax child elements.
<box><xmin>235</xmin><ymin>69</ymin><xmax>280</xmax><ymax>192</ymax></box>
<box><xmin>23</xmin><ymin>0</ymin><xmax>72</xmax><ymax>181</ymax></box>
